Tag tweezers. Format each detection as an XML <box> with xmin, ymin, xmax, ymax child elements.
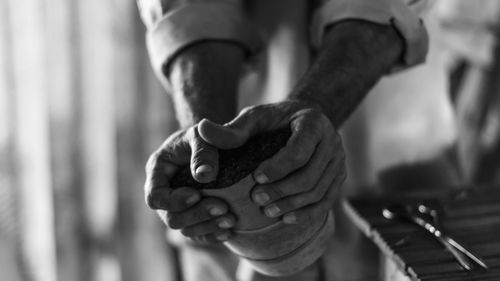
<box><xmin>412</xmin><ymin>213</ymin><xmax>489</xmax><ymax>270</ymax></box>
<box><xmin>383</xmin><ymin>204</ymin><xmax>489</xmax><ymax>271</ymax></box>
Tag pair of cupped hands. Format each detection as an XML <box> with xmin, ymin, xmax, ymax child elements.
<box><xmin>144</xmin><ymin>100</ymin><xmax>346</xmax><ymax>243</ymax></box>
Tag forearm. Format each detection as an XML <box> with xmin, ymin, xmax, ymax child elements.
<box><xmin>165</xmin><ymin>42</ymin><xmax>245</xmax><ymax>128</ymax></box>
<box><xmin>291</xmin><ymin>20</ymin><xmax>404</xmax><ymax>127</ymax></box>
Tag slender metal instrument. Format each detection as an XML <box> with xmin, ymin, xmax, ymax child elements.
<box><xmin>383</xmin><ymin>204</ymin><xmax>488</xmax><ymax>271</ymax></box>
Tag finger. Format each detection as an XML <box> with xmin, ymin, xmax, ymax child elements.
<box><xmin>166</xmin><ymin>197</ymin><xmax>229</xmax><ymax>229</ymax></box>
<box><xmin>262</xmin><ymin>157</ymin><xmax>345</xmax><ymax>218</ymax></box>
<box><xmin>144</xmin><ymin>130</ymin><xmax>192</xmax><ymax>209</ymax></box>
<box><xmin>192</xmin><ymin>230</ymin><xmax>233</xmax><ymax>244</ymax></box>
<box><xmin>282</xmin><ymin>169</ymin><xmax>345</xmax><ymax>225</ymax></box>
<box><xmin>198</xmin><ymin>118</ymin><xmax>248</xmax><ymax>149</ymax></box>
<box><xmin>180</xmin><ymin>213</ymin><xmax>236</xmax><ymax>238</ymax></box>
<box><xmin>252</xmin><ymin>110</ymin><xmax>331</xmax><ymax>185</ymax></box>
<box><xmin>189</xmin><ymin>126</ymin><xmax>219</xmax><ymax>183</ymax></box>
<box><xmin>199</xmin><ymin>106</ymin><xmax>281</xmax><ymax>149</ymax></box>
<box><xmin>144</xmin><ymin>151</ymin><xmax>176</xmax><ymax>209</ymax></box>
<box><xmin>251</xmin><ymin>132</ymin><xmax>336</xmax><ymax>206</ymax></box>
<box><xmin>149</xmin><ymin>186</ymin><xmax>201</xmax><ymax>212</ymax></box>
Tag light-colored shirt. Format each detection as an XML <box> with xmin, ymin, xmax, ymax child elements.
<box><xmin>137</xmin><ymin>0</ymin><xmax>441</xmax><ymax>190</ymax></box>
<box><xmin>138</xmin><ymin>0</ymin><xmax>429</xmax><ymax>103</ymax></box>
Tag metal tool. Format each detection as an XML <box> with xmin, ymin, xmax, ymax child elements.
<box><xmin>382</xmin><ymin>204</ymin><xmax>488</xmax><ymax>271</ymax></box>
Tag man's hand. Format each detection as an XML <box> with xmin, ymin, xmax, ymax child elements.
<box><xmin>198</xmin><ymin>100</ymin><xmax>346</xmax><ymax>224</ymax></box>
<box><xmin>144</xmin><ymin>124</ymin><xmax>236</xmax><ymax>243</ymax></box>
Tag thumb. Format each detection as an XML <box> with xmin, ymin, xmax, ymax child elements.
<box><xmin>198</xmin><ymin>107</ymin><xmax>268</xmax><ymax>149</ymax></box>
<box><xmin>198</xmin><ymin>119</ymin><xmax>249</xmax><ymax>149</ymax></box>
<box><xmin>189</xmin><ymin>127</ymin><xmax>219</xmax><ymax>183</ymax></box>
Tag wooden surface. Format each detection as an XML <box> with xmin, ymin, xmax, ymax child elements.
<box><xmin>344</xmin><ymin>185</ymin><xmax>500</xmax><ymax>281</ymax></box>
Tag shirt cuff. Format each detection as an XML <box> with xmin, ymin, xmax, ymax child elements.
<box><xmin>146</xmin><ymin>2</ymin><xmax>261</xmax><ymax>73</ymax></box>
<box><xmin>311</xmin><ymin>0</ymin><xmax>429</xmax><ymax>72</ymax></box>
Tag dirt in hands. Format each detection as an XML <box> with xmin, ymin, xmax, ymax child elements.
<box><xmin>171</xmin><ymin>128</ymin><xmax>291</xmax><ymax>189</ymax></box>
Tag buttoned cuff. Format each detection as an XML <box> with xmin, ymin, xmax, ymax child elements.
<box><xmin>146</xmin><ymin>2</ymin><xmax>261</xmax><ymax>73</ymax></box>
<box><xmin>312</xmin><ymin>0</ymin><xmax>429</xmax><ymax>72</ymax></box>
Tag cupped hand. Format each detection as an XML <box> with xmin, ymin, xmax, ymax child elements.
<box><xmin>144</xmin><ymin>124</ymin><xmax>235</xmax><ymax>243</ymax></box>
<box><xmin>198</xmin><ymin>100</ymin><xmax>346</xmax><ymax>224</ymax></box>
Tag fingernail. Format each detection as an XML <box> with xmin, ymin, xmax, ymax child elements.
<box><xmin>185</xmin><ymin>194</ymin><xmax>200</xmax><ymax>205</ymax></box>
<box><xmin>216</xmin><ymin>233</ymin><xmax>229</xmax><ymax>241</ymax></box>
<box><xmin>195</xmin><ymin>164</ymin><xmax>212</xmax><ymax>176</ymax></box>
<box><xmin>218</xmin><ymin>219</ymin><xmax>233</xmax><ymax>229</ymax></box>
<box><xmin>254</xmin><ymin>171</ymin><xmax>269</xmax><ymax>184</ymax></box>
<box><xmin>265</xmin><ymin>205</ymin><xmax>281</xmax><ymax>217</ymax></box>
<box><xmin>253</xmin><ymin>192</ymin><xmax>270</xmax><ymax>205</ymax></box>
<box><xmin>283</xmin><ymin>213</ymin><xmax>298</xmax><ymax>224</ymax></box>
<box><xmin>210</xmin><ymin>207</ymin><xmax>224</xmax><ymax>216</ymax></box>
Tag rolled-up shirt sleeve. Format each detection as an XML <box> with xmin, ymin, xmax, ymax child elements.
<box><xmin>311</xmin><ymin>0</ymin><xmax>432</xmax><ymax>71</ymax></box>
<box><xmin>137</xmin><ymin>0</ymin><xmax>261</xmax><ymax>72</ymax></box>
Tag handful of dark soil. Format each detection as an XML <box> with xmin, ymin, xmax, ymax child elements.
<box><xmin>170</xmin><ymin>128</ymin><xmax>292</xmax><ymax>189</ymax></box>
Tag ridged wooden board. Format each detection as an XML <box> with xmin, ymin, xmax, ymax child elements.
<box><xmin>344</xmin><ymin>185</ymin><xmax>500</xmax><ymax>281</ymax></box>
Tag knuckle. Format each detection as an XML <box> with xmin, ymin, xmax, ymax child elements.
<box><xmin>290</xmin><ymin>195</ymin><xmax>307</xmax><ymax>209</ymax></box>
<box><xmin>190</xmin><ymin>130</ymin><xmax>205</xmax><ymax>149</ymax></box>
<box><xmin>238</xmin><ymin>105</ymin><xmax>267</xmax><ymax>122</ymax></box>
<box><xmin>300</xmin><ymin>109</ymin><xmax>325</xmax><ymax>127</ymax></box>
<box><xmin>289</xmin><ymin>149</ymin><xmax>309</xmax><ymax>167</ymax></box>
<box><xmin>191</xmin><ymin>149</ymin><xmax>217</xmax><ymax>165</ymax></box>
<box><xmin>192</xmin><ymin>140</ymin><xmax>211</xmax><ymax>155</ymax></box>
<box><xmin>235</xmin><ymin>106</ymin><xmax>257</xmax><ymax>121</ymax></box>
<box><xmin>241</xmin><ymin>105</ymin><xmax>259</xmax><ymax>115</ymax></box>
<box><xmin>304</xmin><ymin>108</ymin><xmax>322</xmax><ymax>120</ymax></box>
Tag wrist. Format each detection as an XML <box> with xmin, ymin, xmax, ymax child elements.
<box><xmin>286</xmin><ymin>97</ymin><xmax>335</xmax><ymax>126</ymax></box>
<box><xmin>167</xmin><ymin>42</ymin><xmax>245</xmax><ymax>127</ymax></box>
<box><xmin>290</xmin><ymin>20</ymin><xmax>404</xmax><ymax>127</ymax></box>
<box><xmin>325</xmin><ymin>20</ymin><xmax>404</xmax><ymax>73</ymax></box>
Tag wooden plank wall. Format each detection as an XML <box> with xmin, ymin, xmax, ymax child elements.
<box><xmin>0</xmin><ymin>0</ymin><xmax>178</xmax><ymax>281</ymax></box>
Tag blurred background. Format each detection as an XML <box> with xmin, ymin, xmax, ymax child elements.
<box><xmin>1</xmin><ymin>1</ymin><xmax>500</xmax><ymax>281</ymax></box>
<box><xmin>0</xmin><ymin>1</ymin><xmax>179</xmax><ymax>281</ymax></box>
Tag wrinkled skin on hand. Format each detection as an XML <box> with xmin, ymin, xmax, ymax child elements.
<box><xmin>144</xmin><ymin>125</ymin><xmax>236</xmax><ymax>243</ymax></box>
<box><xmin>144</xmin><ymin>100</ymin><xmax>346</xmax><ymax>243</ymax></box>
<box><xmin>199</xmin><ymin>100</ymin><xmax>346</xmax><ymax>225</ymax></box>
